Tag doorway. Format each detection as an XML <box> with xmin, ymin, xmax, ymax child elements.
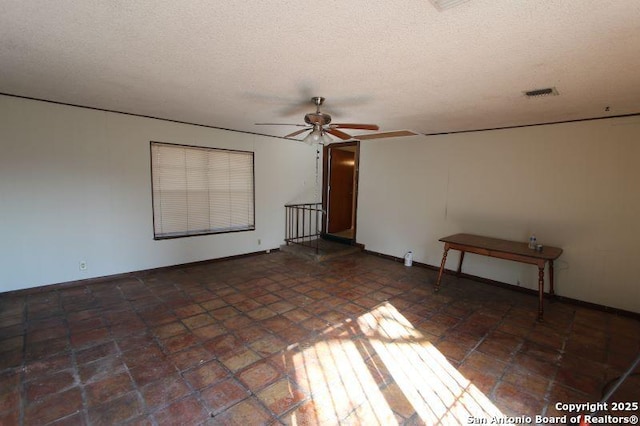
<box><xmin>322</xmin><ymin>141</ymin><xmax>359</xmax><ymax>243</ymax></box>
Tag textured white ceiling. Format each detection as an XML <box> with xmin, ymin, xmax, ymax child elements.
<box><xmin>1</xmin><ymin>1</ymin><xmax>639</xmax><ymax>137</ymax></box>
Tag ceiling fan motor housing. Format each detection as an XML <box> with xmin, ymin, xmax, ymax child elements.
<box><xmin>304</xmin><ymin>112</ymin><xmax>331</xmax><ymax>126</ymax></box>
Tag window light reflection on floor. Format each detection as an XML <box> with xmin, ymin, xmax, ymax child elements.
<box><xmin>288</xmin><ymin>302</ymin><xmax>503</xmax><ymax>425</ymax></box>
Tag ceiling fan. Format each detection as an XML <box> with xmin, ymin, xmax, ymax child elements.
<box><xmin>256</xmin><ymin>96</ymin><xmax>419</xmax><ymax>145</ymax></box>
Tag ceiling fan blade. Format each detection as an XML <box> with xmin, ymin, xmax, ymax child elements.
<box><xmin>331</xmin><ymin>123</ymin><xmax>379</xmax><ymax>131</ymax></box>
<box><xmin>354</xmin><ymin>130</ymin><xmax>421</xmax><ymax>140</ymax></box>
<box><xmin>285</xmin><ymin>128</ymin><xmax>312</xmax><ymax>138</ymax></box>
<box><xmin>326</xmin><ymin>128</ymin><xmax>353</xmax><ymax>140</ymax></box>
<box><xmin>255</xmin><ymin>123</ymin><xmax>308</xmax><ymax>127</ymax></box>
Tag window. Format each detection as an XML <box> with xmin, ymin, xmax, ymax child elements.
<box><xmin>150</xmin><ymin>141</ymin><xmax>255</xmax><ymax>239</ymax></box>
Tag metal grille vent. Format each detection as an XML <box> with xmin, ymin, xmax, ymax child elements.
<box><xmin>430</xmin><ymin>0</ymin><xmax>471</xmax><ymax>11</ymax></box>
<box><xmin>524</xmin><ymin>87</ymin><xmax>559</xmax><ymax>98</ymax></box>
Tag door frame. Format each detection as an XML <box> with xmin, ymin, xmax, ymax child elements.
<box><xmin>322</xmin><ymin>140</ymin><xmax>360</xmax><ymax>242</ymax></box>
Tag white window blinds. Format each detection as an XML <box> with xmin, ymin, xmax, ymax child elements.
<box><xmin>151</xmin><ymin>142</ymin><xmax>255</xmax><ymax>239</ymax></box>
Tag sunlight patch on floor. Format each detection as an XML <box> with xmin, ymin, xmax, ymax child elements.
<box><xmin>287</xmin><ymin>302</ymin><xmax>503</xmax><ymax>425</ymax></box>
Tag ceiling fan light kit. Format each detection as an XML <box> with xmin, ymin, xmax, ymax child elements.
<box><xmin>257</xmin><ymin>96</ymin><xmax>420</xmax><ymax>144</ymax></box>
<box><xmin>303</xmin><ymin>125</ymin><xmax>332</xmax><ymax>146</ymax></box>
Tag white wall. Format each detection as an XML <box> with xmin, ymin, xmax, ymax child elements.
<box><xmin>0</xmin><ymin>95</ymin><xmax>320</xmax><ymax>292</ymax></box>
<box><xmin>357</xmin><ymin>116</ymin><xmax>640</xmax><ymax>313</ymax></box>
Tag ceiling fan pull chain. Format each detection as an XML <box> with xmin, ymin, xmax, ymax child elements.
<box><xmin>315</xmin><ymin>148</ymin><xmax>320</xmax><ymax>204</ymax></box>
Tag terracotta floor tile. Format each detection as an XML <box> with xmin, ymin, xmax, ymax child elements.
<box><xmin>0</xmin><ymin>387</ymin><xmax>20</xmax><ymax>414</ymax></box>
<box><xmin>25</xmin><ymin>369</ymin><xmax>76</xmax><ymax>402</ymax></box>
<box><xmin>435</xmin><ymin>339</ymin><xmax>472</xmax><ymax>364</ymax></box>
<box><xmin>85</xmin><ymin>371</ymin><xmax>134</xmax><ymax>407</ymax></box>
<box><xmin>201</xmin><ymin>298</ymin><xmax>228</xmax><ymax>311</ymax></box>
<box><xmin>223</xmin><ymin>314</ymin><xmax>255</xmax><ymax>330</ymax></box>
<box><xmin>203</xmin><ymin>333</ymin><xmax>243</xmax><ymax>357</ymax></box>
<box><xmin>555</xmin><ymin>366</ymin><xmax>604</xmax><ymax>396</ymax></box>
<box><xmin>461</xmin><ymin>351</ymin><xmax>508</xmax><ymax>377</ymax></box>
<box><xmin>192</xmin><ymin>322</ymin><xmax>227</xmax><ymax>342</ymax></box>
<box><xmin>256</xmin><ymin>377</ymin><xmax>307</xmax><ymax>416</ymax></box>
<box><xmin>280</xmin><ymin>399</ymin><xmax>338</xmax><ymax>425</ymax></box>
<box><xmin>160</xmin><ymin>332</ymin><xmax>199</xmax><ymax>353</ymax></box>
<box><xmin>152</xmin><ymin>321</ymin><xmax>188</xmax><ymax>339</ymax></box>
<box><xmin>268</xmin><ymin>300</ymin><xmax>296</xmax><ymax>314</ymax></box>
<box><xmin>170</xmin><ymin>345</ymin><xmax>214</xmax><ymax>371</ymax></box>
<box><xmin>301</xmin><ymin>317</ymin><xmax>330</xmax><ymax>332</ymax></box>
<box><xmin>209</xmin><ymin>397</ymin><xmax>274</xmax><ymax>426</ymax></box>
<box><xmin>67</xmin><ymin>316</ymin><xmax>106</xmax><ymax>335</ymax></box>
<box><xmin>233</xmin><ymin>299</ymin><xmax>263</xmax><ymax>312</ymax></box>
<box><xmin>457</xmin><ymin>364</ymin><xmax>498</xmax><ymax>395</ymax></box>
<box><xmin>210</xmin><ymin>306</ymin><xmax>241</xmax><ymax>321</ymax></box>
<box><xmin>236</xmin><ymin>325</ymin><xmax>271</xmax><ymax>344</ymax></box>
<box><xmin>25</xmin><ymin>336</ymin><xmax>69</xmax><ymax>361</ymax></box>
<box><xmin>116</xmin><ymin>332</ymin><xmax>157</xmax><ymax>353</ymax></box>
<box><xmin>495</xmin><ymin>321</ymin><xmax>532</xmax><ymax>338</ymax></box>
<box><xmin>277</xmin><ymin>325</ymin><xmax>312</xmax><ymax>344</ymax></box>
<box><xmin>79</xmin><ymin>355</ymin><xmax>127</xmax><ymax>384</ymax></box>
<box><xmin>255</xmin><ymin>293</ymin><xmax>281</xmax><ymax>305</ymax></box>
<box><xmin>0</xmin><ymin>410</ymin><xmax>19</xmax><ymax>426</ymax></box>
<box><xmin>25</xmin><ymin>325</ymin><xmax>67</xmax><ymax>344</ymax></box>
<box><xmin>75</xmin><ymin>341</ymin><xmax>119</xmax><ymax>365</ymax></box>
<box><xmin>220</xmin><ymin>347</ymin><xmax>262</xmax><ymax>372</ymax></box>
<box><xmin>174</xmin><ymin>303</ymin><xmax>205</xmax><ymax>318</ymax></box>
<box><xmin>70</xmin><ymin>327</ymin><xmax>111</xmax><ymax>349</ymax></box>
<box><xmin>494</xmin><ymin>381</ymin><xmax>545</xmax><ymax>417</ymax></box>
<box><xmin>476</xmin><ymin>330</ymin><xmax>523</xmax><ymax>360</ymax></box>
<box><xmin>140</xmin><ymin>375</ymin><xmax>191</xmax><ymax>411</ymax></box>
<box><xmin>201</xmin><ymin>377</ymin><xmax>251</xmax><ymax>414</ymax></box>
<box><xmin>262</xmin><ymin>315</ymin><xmax>296</xmax><ymax>333</ymax></box>
<box><xmin>223</xmin><ymin>292</ymin><xmax>248</xmax><ymax>305</ymax></box>
<box><xmin>24</xmin><ymin>387</ymin><xmax>83</xmax><ymax>425</ymax></box>
<box><xmin>501</xmin><ymin>367</ymin><xmax>550</xmax><ymax>399</ymax></box>
<box><xmin>122</xmin><ymin>343</ymin><xmax>165</xmax><ymax>367</ymax></box>
<box><xmin>237</xmin><ymin>359</ymin><xmax>282</xmax><ymax>392</ymax></box>
<box><xmin>87</xmin><ymin>391</ymin><xmax>143</xmax><ymax>425</ymax></box>
<box><xmin>129</xmin><ymin>361</ymin><xmax>177</xmax><ymax>387</ymax></box>
<box><xmin>24</xmin><ymin>352</ymin><xmax>73</xmax><ymax>381</ymax></box>
<box><xmin>247</xmin><ymin>307</ymin><xmax>278</xmax><ymax>321</ymax></box>
<box><xmin>380</xmin><ymin>382</ymin><xmax>416</xmax><ymax>419</ymax></box>
<box><xmin>183</xmin><ymin>360</ymin><xmax>228</xmax><ymax>390</ymax></box>
<box><xmin>249</xmin><ymin>334</ymin><xmax>288</xmax><ymax>357</ymax></box>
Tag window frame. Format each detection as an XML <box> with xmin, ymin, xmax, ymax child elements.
<box><xmin>149</xmin><ymin>141</ymin><xmax>256</xmax><ymax>240</ymax></box>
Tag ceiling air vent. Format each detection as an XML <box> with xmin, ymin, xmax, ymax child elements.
<box><xmin>524</xmin><ymin>87</ymin><xmax>559</xmax><ymax>98</ymax></box>
<box><xmin>430</xmin><ymin>0</ymin><xmax>471</xmax><ymax>11</ymax></box>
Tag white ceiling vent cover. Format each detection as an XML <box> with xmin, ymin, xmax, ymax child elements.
<box><xmin>524</xmin><ymin>87</ymin><xmax>560</xmax><ymax>98</ymax></box>
<box><xmin>430</xmin><ymin>0</ymin><xmax>471</xmax><ymax>11</ymax></box>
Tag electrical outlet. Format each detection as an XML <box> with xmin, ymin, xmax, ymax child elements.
<box><xmin>79</xmin><ymin>261</ymin><xmax>87</xmax><ymax>271</ymax></box>
<box><xmin>258</xmin><ymin>239</ymin><xmax>261</xmax><ymax>245</ymax></box>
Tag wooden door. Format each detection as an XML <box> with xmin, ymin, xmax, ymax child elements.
<box><xmin>327</xmin><ymin>149</ymin><xmax>355</xmax><ymax>233</ymax></box>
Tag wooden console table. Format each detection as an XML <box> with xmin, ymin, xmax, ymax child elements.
<box><xmin>435</xmin><ymin>233</ymin><xmax>563</xmax><ymax>320</ymax></box>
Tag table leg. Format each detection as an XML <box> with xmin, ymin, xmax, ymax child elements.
<box><xmin>537</xmin><ymin>266</ymin><xmax>545</xmax><ymax>321</ymax></box>
<box><xmin>549</xmin><ymin>260</ymin><xmax>555</xmax><ymax>297</ymax></box>
<box><xmin>435</xmin><ymin>245</ymin><xmax>450</xmax><ymax>292</ymax></box>
<box><xmin>457</xmin><ymin>251</ymin><xmax>465</xmax><ymax>277</ymax></box>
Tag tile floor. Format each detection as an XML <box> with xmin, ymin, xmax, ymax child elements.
<box><xmin>1</xmin><ymin>251</ymin><xmax>639</xmax><ymax>425</ymax></box>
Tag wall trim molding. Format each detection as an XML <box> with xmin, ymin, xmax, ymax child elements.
<box><xmin>3</xmin><ymin>92</ymin><xmax>639</xmax><ymax>139</ymax></box>
<box><xmin>363</xmin><ymin>249</ymin><xmax>640</xmax><ymax>320</ymax></box>
<box><xmin>423</xmin><ymin>112</ymin><xmax>640</xmax><ymax>136</ymax></box>
<box><xmin>0</xmin><ymin>92</ymin><xmax>288</xmax><ymax>141</ymax></box>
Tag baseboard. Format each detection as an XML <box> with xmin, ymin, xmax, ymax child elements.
<box><xmin>363</xmin><ymin>249</ymin><xmax>640</xmax><ymax>320</ymax></box>
<box><xmin>2</xmin><ymin>249</ymin><xmax>280</xmax><ymax>297</ymax></box>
